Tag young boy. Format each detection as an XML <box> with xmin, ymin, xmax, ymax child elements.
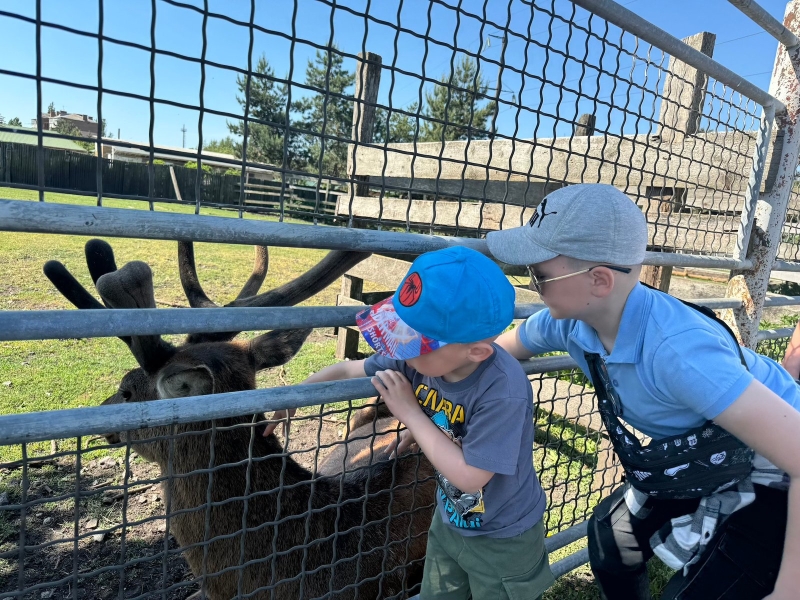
<box><xmin>487</xmin><ymin>183</ymin><xmax>800</xmax><ymax>600</ymax></box>
<box><xmin>267</xmin><ymin>246</ymin><xmax>554</xmax><ymax>599</ymax></box>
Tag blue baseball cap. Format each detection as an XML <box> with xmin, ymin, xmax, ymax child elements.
<box><xmin>356</xmin><ymin>247</ymin><xmax>516</xmax><ymax>359</ymax></box>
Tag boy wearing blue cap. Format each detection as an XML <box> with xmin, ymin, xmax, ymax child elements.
<box><xmin>265</xmin><ymin>246</ymin><xmax>554</xmax><ymax>599</ymax></box>
<box><xmin>487</xmin><ymin>184</ymin><xmax>800</xmax><ymax>600</ymax></box>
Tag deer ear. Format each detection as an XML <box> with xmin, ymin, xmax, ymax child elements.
<box><xmin>250</xmin><ymin>329</ymin><xmax>312</xmax><ymax>371</ymax></box>
<box><xmin>156</xmin><ymin>364</ymin><xmax>215</xmax><ymax>399</ymax></box>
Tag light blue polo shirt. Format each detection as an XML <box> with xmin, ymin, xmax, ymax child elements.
<box><xmin>519</xmin><ymin>283</ymin><xmax>800</xmax><ymax>439</ymax></box>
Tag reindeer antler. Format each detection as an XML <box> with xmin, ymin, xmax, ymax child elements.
<box><xmin>178</xmin><ymin>243</ymin><xmax>269</xmax><ymax>309</ymax></box>
<box><xmin>179</xmin><ymin>242</ymin><xmax>370</xmax><ymax>344</ymax></box>
<box><xmin>96</xmin><ymin>261</ymin><xmax>176</xmax><ymax>372</ymax></box>
<box><xmin>44</xmin><ymin>240</ymin><xmax>175</xmax><ymax>374</ymax></box>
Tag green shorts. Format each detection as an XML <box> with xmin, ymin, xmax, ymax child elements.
<box><xmin>420</xmin><ymin>514</ymin><xmax>555</xmax><ymax>600</ymax></box>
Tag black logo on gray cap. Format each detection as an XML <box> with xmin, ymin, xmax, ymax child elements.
<box><xmin>528</xmin><ymin>198</ymin><xmax>558</xmax><ymax>228</ymax></box>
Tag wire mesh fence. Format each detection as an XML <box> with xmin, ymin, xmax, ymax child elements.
<box><xmin>1</xmin><ymin>0</ymin><xmax>800</xmax><ymax>598</ymax></box>
<box><xmin>0</xmin><ymin>0</ymin><xmax>773</xmax><ymax>255</ymax></box>
<box><xmin>0</xmin><ymin>370</ymin><xmax>608</xmax><ymax>600</ymax></box>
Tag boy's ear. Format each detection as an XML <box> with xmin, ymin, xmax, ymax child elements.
<box><xmin>467</xmin><ymin>341</ymin><xmax>495</xmax><ymax>362</ymax></box>
<box><xmin>590</xmin><ymin>266</ymin><xmax>616</xmax><ymax>297</ymax></box>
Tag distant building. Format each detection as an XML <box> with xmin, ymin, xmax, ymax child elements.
<box><xmin>32</xmin><ymin>110</ymin><xmax>99</xmax><ymax>138</ymax></box>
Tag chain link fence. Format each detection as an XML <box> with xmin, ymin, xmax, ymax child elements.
<box><xmin>1</xmin><ymin>0</ymin><xmax>800</xmax><ymax>598</ymax></box>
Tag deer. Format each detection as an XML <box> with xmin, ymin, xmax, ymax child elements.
<box><xmin>43</xmin><ymin>239</ymin><xmax>436</xmax><ymax>600</ymax></box>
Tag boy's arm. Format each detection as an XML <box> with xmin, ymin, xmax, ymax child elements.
<box><xmin>372</xmin><ymin>369</ymin><xmax>493</xmax><ymax>491</ymax></box>
<box><xmin>496</xmin><ymin>327</ymin><xmax>535</xmax><ymax>360</ymax></box>
<box><xmin>782</xmin><ymin>321</ymin><xmax>800</xmax><ymax>378</ymax></box>
<box><xmin>263</xmin><ymin>359</ymin><xmax>367</xmax><ymax>436</ymax></box>
<box><xmin>303</xmin><ymin>359</ymin><xmax>368</xmax><ymax>383</ymax></box>
<box><xmin>713</xmin><ymin>380</ymin><xmax>800</xmax><ymax>599</ymax></box>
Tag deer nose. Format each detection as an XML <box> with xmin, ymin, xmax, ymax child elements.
<box><xmin>104</xmin><ymin>433</ymin><xmax>121</xmax><ymax>445</ymax></box>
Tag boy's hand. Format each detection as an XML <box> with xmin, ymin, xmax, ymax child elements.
<box><xmin>263</xmin><ymin>408</ymin><xmax>296</xmax><ymax>437</ymax></box>
<box><xmin>386</xmin><ymin>429</ymin><xmax>417</xmax><ymax>459</ymax></box>
<box><xmin>371</xmin><ymin>370</ymin><xmax>420</xmax><ymax>424</ymax></box>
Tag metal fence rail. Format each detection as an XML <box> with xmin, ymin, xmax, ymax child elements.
<box><xmin>2</xmin><ymin>0</ymin><xmax>800</xmax><ymax>598</ymax></box>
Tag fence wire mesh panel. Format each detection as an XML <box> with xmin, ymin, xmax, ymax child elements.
<box><xmin>2</xmin><ymin>0</ymin><xmax>800</xmax><ymax>599</ymax></box>
<box><xmin>778</xmin><ymin>184</ymin><xmax>800</xmax><ymax>263</ymax></box>
<box><xmin>0</xmin><ymin>372</ymin><xmax>605</xmax><ymax>600</ymax></box>
<box><xmin>0</xmin><ymin>0</ymin><xmax>772</xmax><ymax>258</ymax></box>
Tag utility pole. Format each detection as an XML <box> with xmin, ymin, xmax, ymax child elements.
<box><xmin>181</xmin><ymin>124</ymin><xmax>187</xmax><ymax>148</ymax></box>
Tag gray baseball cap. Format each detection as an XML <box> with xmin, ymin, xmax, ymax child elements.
<box><xmin>486</xmin><ymin>184</ymin><xmax>648</xmax><ymax>266</ymax></box>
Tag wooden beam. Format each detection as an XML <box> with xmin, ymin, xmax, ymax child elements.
<box><xmin>346</xmin><ymin>254</ymin><xmax>414</xmax><ymax>289</ymax></box>
<box><xmin>168</xmin><ymin>165</ymin><xmax>182</xmax><ymax>202</ymax></box>
<box><xmin>341</xmin><ymin>177</ymin><xmax>564</xmax><ymax>206</ymax></box>
<box><xmin>657</xmin><ymin>32</ymin><xmax>717</xmax><ymax>143</ymax></box>
<box><xmin>348</xmin><ymin>128</ymin><xmax>773</xmax><ymax>193</ymax></box>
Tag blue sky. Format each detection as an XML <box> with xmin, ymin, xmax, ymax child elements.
<box><xmin>0</xmin><ymin>0</ymin><xmax>790</xmax><ymax>150</ymax></box>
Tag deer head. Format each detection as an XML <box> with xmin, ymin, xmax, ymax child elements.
<box><xmin>44</xmin><ymin>239</ymin><xmax>370</xmax><ymax>461</ymax></box>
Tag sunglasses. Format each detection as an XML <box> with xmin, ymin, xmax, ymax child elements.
<box><xmin>526</xmin><ymin>264</ymin><xmax>632</xmax><ymax>295</ymax></box>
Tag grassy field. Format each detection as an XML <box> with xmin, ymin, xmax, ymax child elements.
<box><xmin>0</xmin><ymin>187</ymin><xmax>679</xmax><ymax>598</ymax></box>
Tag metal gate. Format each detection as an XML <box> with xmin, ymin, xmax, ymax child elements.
<box><xmin>1</xmin><ymin>0</ymin><xmax>800</xmax><ymax>598</ymax></box>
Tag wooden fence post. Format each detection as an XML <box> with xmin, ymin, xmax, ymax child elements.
<box><xmin>335</xmin><ymin>275</ymin><xmax>364</xmax><ymax>359</ymax></box>
<box><xmin>337</xmin><ymin>51</ymin><xmax>382</xmax><ymax>359</ymax></box>
<box><xmin>641</xmin><ymin>31</ymin><xmax>716</xmax><ymax>292</ymax></box>
<box><xmin>347</xmin><ymin>51</ymin><xmax>382</xmax><ymax>199</ymax></box>
<box><xmin>573</xmin><ymin>113</ymin><xmax>596</xmax><ymax>137</ymax></box>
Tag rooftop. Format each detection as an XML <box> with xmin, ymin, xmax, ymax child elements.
<box><xmin>0</xmin><ymin>126</ymin><xmax>87</xmax><ymax>152</ymax></box>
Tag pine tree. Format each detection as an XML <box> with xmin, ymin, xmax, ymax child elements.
<box><xmin>227</xmin><ymin>55</ymin><xmax>293</xmax><ymax>167</ymax></box>
<box><xmin>420</xmin><ymin>56</ymin><xmax>495</xmax><ymax>142</ymax></box>
<box><xmin>7</xmin><ymin>117</ymin><xmax>22</xmax><ymax>127</ymax></box>
<box><xmin>373</xmin><ymin>103</ymin><xmax>419</xmax><ymax>144</ymax></box>
<box><xmin>292</xmin><ymin>46</ymin><xmax>355</xmax><ymax>178</ymax></box>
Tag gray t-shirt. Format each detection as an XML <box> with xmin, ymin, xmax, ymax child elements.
<box><xmin>364</xmin><ymin>345</ymin><xmax>546</xmax><ymax>538</ymax></box>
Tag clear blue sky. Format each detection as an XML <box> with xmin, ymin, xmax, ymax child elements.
<box><xmin>0</xmin><ymin>0</ymin><xmax>790</xmax><ymax>149</ymax></box>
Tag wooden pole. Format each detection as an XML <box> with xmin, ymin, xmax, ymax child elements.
<box><xmin>337</xmin><ymin>51</ymin><xmax>382</xmax><ymax>357</ymax></box>
<box><xmin>573</xmin><ymin>113</ymin><xmax>596</xmax><ymax>137</ymax></box>
<box><xmin>347</xmin><ymin>51</ymin><xmax>382</xmax><ymax>198</ymax></box>
<box><xmin>642</xmin><ymin>31</ymin><xmax>716</xmax><ymax>292</ymax></box>
<box><xmin>335</xmin><ymin>275</ymin><xmax>364</xmax><ymax>359</ymax></box>
<box><xmin>168</xmin><ymin>165</ymin><xmax>183</xmax><ymax>202</ymax></box>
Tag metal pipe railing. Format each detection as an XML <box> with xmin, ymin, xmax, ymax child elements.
<box><xmin>3</xmin><ymin>296</ymin><xmax>799</xmax><ymax>342</ymax></box>
<box><xmin>0</xmin><ymin>200</ymin><xmax>756</xmax><ymax>270</ymax></box>
<box><xmin>0</xmin><ymin>352</ymin><xmax>582</xmax><ymax>445</ymax></box>
<box><xmin>773</xmin><ymin>259</ymin><xmax>800</xmax><ymax>271</ymax></box>
<box><xmin>1</xmin><ymin>314</ymin><xmax>795</xmax><ymax>446</ymax></box>
<box><xmin>757</xmin><ymin>326</ymin><xmax>795</xmax><ymax>341</ymax></box>
<box><xmin>567</xmin><ymin>0</ymin><xmax>783</xmax><ymax>111</ymax></box>
<box><xmin>727</xmin><ymin>0</ymin><xmax>800</xmax><ymax>48</ymax></box>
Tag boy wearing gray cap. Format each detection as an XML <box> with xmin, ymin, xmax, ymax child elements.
<box><xmin>488</xmin><ymin>184</ymin><xmax>800</xmax><ymax>600</ymax></box>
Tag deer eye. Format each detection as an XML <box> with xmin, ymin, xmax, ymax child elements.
<box><xmin>120</xmin><ymin>390</ymin><xmax>133</xmax><ymax>401</ymax></box>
